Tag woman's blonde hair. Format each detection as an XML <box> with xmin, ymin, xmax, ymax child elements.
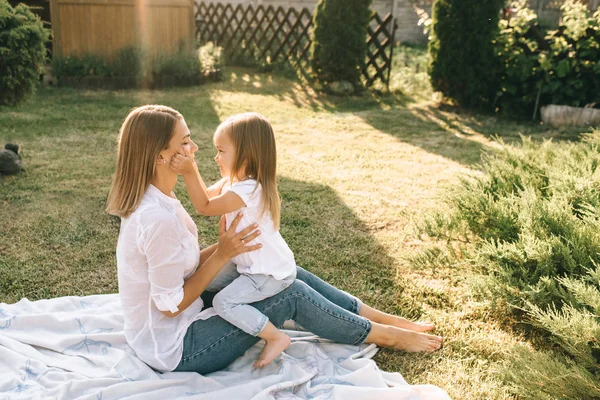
<box><xmin>106</xmin><ymin>105</ymin><xmax>182</xmax><ymax>218</ymax></box>
<box><xmin>217</xmin><ymin>112</ymin><xmax>281</xmax><ymax>230</ymax></box>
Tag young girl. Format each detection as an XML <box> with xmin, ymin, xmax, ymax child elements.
<box><xmin>171</xmin><ymin>112</ymin><xmax>296</xmax><ymax>368</ymax></box>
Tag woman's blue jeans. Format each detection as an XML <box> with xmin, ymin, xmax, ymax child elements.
<box><xmin>174</xmin><ymin>265</ymin><xmax>372</xmax><ymax>375</ymax></box>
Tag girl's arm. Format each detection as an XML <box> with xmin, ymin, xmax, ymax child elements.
<box><xmin>162</xmin><ymin>214</ymin><xmax>262</xmax><ymax>318</ymax></box>
<box><xmin>183</xmin><ymin>168</ymin><xmax>245</xmax><ymax>216</ymax></box>
<box><xmin>206</xmin><ymin>178</ymin><xmax>227</xmax><ymax>199</ymax></box>
<box><xmin>171</xmin><ymin>152</ymin><xmax>244</xmax><ymax>216</ymax></box>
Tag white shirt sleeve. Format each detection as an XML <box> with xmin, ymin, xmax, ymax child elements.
<box><xmin>140</xmin><ymin>214</ymin><xmax>190</xmax><ymax>313</ymax></box>
<box><xmin>229</xmin><ymin>180</ymin><xmax>261</xmax><ymax>208</ymax></box>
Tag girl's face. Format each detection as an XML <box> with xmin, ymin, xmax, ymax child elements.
<box><xmin>213</xmin><ymin>127</ymin><xmax>236</xmax><ymax>178</ymax></box>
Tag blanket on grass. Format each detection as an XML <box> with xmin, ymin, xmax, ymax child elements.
<box><xmin>0</xmin><ymin>294</ymin><xmax>450</xmax><ymax>400</ymax></box>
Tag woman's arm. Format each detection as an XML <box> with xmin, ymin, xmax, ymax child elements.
<box><xmin>162</xmin><ymin>213</ymin><xmax>261</xmax><ymax>318</ymax></box>
<box><xmin>199</xmin><ymin>243</ymin><xmax>217</xmax><ymax>267</ymax></box>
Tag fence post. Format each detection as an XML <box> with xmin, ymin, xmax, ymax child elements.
<box><xmin>386</xmin><ymin>18</ymin><xmax>398</xmax><ymax>90</ymax></box>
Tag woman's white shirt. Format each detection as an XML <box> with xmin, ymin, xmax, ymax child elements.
<box><xmin>116</xmin><ymin>184</ymin><xmax>213</xmax><ymax>372</ymax></box>
<box><xmin>223</xmin><ymin>179</ymin><xmax>296</xmax><ymax>280</ymax></box>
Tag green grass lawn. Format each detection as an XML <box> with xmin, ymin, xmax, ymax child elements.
<box><xmin>0</xmin><ymin>66</ymin><xmax>590</xmax><ymax>399</ymax></box>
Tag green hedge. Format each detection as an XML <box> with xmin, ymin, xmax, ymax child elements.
<box><xmin>0</xmin><ymin>1</ymin><xmax>50</xmax><ymax>106</ymax></box>
<box><xmin>51</xmin><ymin>43</ymin><xmax>224</xmax><ymax>89</ymax></box>
<box><xmin>428</xmin><ymin>0</ymin><xmax>504</xmax><ymax>109</ymax></box>
<box><xmin>496</xmin><ymin>0</ymin><xmax>600</xmax><ymax>116</ymax></box>
<box><xmin>310</xmin><ymin>0</ymin><xmax>372</xmax><ymax>89</ymax></box>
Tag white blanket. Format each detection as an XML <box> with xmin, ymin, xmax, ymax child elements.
<box><xmin>0</xmin><ymin>295</ymin><xmax>450</xmax><ymax>400</ymax></box>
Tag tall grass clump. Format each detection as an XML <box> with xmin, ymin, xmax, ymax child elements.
<box><xmin>419</xmin><ymin>130</ymin><xmax>600</xmax><ymax>398</ymax></box>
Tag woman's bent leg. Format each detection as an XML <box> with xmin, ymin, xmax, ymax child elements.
<box><xmin>296</xmin><ymin>266</ymin><xmax>435</xmax><ymax>333</ymax></box>
<box><xmin>295</xmin><ymin>266</ymin><xmax>361</xmax><ymax>314</ymax></box>
<box><xmin>175</xmin><ymin>280</ymin><xmax>371</xmax><ymax>375</ymax></box>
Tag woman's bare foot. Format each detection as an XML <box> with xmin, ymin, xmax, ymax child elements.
<box><xmin>391</xmin><ymin>327</ymin><xmax>443</xmax><ymax>352</ymax></box>
<box><xmin>388</xmin><ymin>317</ymin><xmax>435</xmax><ymax>333</ymax></box>
<box><xmin>254</xmin><ymin>334</ymin><xmax>291</xmax><ymax>368</ymax></box>
<box><xmin>359</xmin><ymin>304</ymin><xmax>435</xmax><ymax>332</ymax></box>
<box><xmin>254</xmin><ymin>322</ymin><xmax>291</xmax><ymax>368</ymax></box>
<box><xmin>367</xmin><ymin>323</ymin><xmax>443</xmax><ymax>352</ymax></box>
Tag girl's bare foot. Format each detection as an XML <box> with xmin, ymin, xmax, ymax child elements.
<box><xmin>254</xmin><ymin>334</ymin><xmax>291</xmax><ymax>368</ymax></box>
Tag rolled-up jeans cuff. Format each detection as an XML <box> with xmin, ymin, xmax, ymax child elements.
<box><xmin>353</xmin><ymin>297</ymin><xmax>363</xmax><ymax>315</ymax></box>
<box><xmin>252</xmin><ymin>315</ymin><xmax>269</xmax><ymax>336</ymax></box>
<box><xmin>356</xmin><ymin>319</ymin><xmax>372</xmax><ymax>344</ymax></box>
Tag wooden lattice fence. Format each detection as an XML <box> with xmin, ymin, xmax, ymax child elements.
<box><xmin>195</xmin><ymin>1</ymin><xmax>397</xmax><ymax>88</ymax></box>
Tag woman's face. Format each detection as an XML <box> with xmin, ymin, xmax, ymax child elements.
<box><xmin>162</xmin><ymin>118</ymin><xmax>198</xmax><ymax>169</ymax></box>
<box><xmin>213</xmin><ymin>128</ymin><xmax>236</xmax><ymax>178</ymax></box>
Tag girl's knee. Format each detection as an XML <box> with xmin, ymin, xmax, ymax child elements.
<box><xmin>212</xmin><ymin>292</ymin><xmax>227</xmax><ymax>314</ymax></box>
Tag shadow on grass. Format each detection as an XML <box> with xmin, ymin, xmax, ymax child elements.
<box><xmin>215</xmin><ymin>67</ymin><xmax>415</xmax><ymax>112</ymax></box>
<box><xmin>358</xmin><ymin>102</ymin><xmax>588</xmax><ymax>166</ymax></box>
<box><xmin>0</xmin><ymin>127</ymin><xmax>423</xmax><ymax>321</ymax></box>
<box><xmin>217</xmin><ymin>68</ymin><xmax>587</xmax><ymax>167</ymax></box>
<box><xmin>180</xmin><ymin>175</ymin><xmax>424</xmax><ymax>319</ymax></box>
<box><xmin>217</xmin><ymin>67</ymin><xmax>588</xmax><ymax>166</ymax></box>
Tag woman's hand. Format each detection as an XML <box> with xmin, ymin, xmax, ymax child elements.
<box><xmin>170</xmin><ymin>146</ymin><xmax>197</xmax><ymax>175</ymax></box>
<box><xmin>215</xmin><ymin>213</ymin><xmax>262</xmax><ymax>260</ymax></box>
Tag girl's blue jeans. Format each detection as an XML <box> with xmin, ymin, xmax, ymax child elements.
<box><xmin>174</xmin><ymin>264</ymin><xmax>371</xmax><ymax>375</ymax></box>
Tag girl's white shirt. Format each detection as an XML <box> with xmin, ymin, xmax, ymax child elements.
<box><xmin>116</xmin><ymin>184</ymin><xmax>214</xmax><ymax>372</ymax></box>
<box><xmin>223</xmin><ymin>179</ymin><xmax>296</xmax><ymax>280</ymax></box>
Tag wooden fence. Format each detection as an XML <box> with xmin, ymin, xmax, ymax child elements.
<box><xmin>50</xmin><ymin>0</ymin><xmax>196</xmax><ymax>59</ymax></box>
<box><xmin>195</xmin><ymin>1</ymin><xmax>397</xmax><ymax>88</ymax></box>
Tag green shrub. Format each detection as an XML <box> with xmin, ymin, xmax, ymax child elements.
<box><xmin>51</xmin><ymin>53</ymin><xmax>111</xmax><ymax>78</ymax></box>
<box><xmin>310</xmin><ymin>0</ymin><xmax>372</xmax><ymax>89</ymax></box>
<box><xmin>151</xmin><ymin>49</ymin><xmax>200</xmax><ymax>82</ymax></box>
<box><xmin>52</xmin><ymin>43</ymin><xmax>224</xmax><ymax>88</ymax></box>
<box><xmin>110</xmin><ymin>46</ymin><xmax>146</xmax><ymax>79</ymax></box>
<box><xmin>420</xmin><ymin>131</ymin><xmax>600</xmax><ymax>397</ymax></box>
<box><xmin>495</xmin><ymin>1</ymin><xmax>600</xmax><ymax>116</ymax></box>
<box><xmin>0</xmin><ymin>1</ymin><xmax>50</xmax><ymax>106</ymax></box>
<box><xmin>428</xmin><ymin>0</ymin><xmax>504</xmax><ymax>110</ymax></box>
<box><xmin>198</xmin><ymin>42</ymin><xmax>223</xmax><ymax>81</ymax></box>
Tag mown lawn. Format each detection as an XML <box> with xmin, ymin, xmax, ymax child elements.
<box><xmin>0</xmin><ymin>65</ymin><xmax>588</xmax><ymax>399</ymax></box>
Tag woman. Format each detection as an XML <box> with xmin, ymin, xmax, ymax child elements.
<box><xmin>106</xmin><ymin>105</ymin><xmax>443</xmax><ymax>375</ymax></box>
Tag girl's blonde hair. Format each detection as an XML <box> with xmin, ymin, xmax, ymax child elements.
<box><xmin>217</xmin><ymin>112</ymin><xmax>281</xmax><ymax>230</ymax></box>
<box><xmin>106</xmin><ymin>105</ymin><xmax>182</xmax><ymax>218</ymax></box>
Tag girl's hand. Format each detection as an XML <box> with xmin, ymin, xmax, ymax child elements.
<box><xmin>170</xmin><ymin>146</ymin><xmax>197</xmax><ymax>175</ymax></box>
<box><xmin>215</xmin><ymin>213</ymin><xmax>261</xmax><ymax>260</ymax></box>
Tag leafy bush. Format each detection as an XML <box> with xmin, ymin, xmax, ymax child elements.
<box><xmin>428</xmin><ymin>0</ymin><xmax>504</xmax><ymax>109</ymax></box>
<box><xmin>420</xmin><ymin>131</ymin><xmax>600</xmax><ymax>397</ymax></box>
<box><xmin>52</xmin><ymin>43</ymin><xmax>224</xmax><ymax>87</ymax></box>
<box><xmin>51</xmin><ymin>53</ymin><xmax>111</xmax><ymax>78</ymax></box>
<box><xmin>0</xmin><ymin>1</ymin><xmax>50</xmax><ymax>106</ymax></box>
<box><xmin>198</xmin><ymin>42</ymin><xmax>223</xmax><ymax>81</ymax></box>
<box><xmin>151</xmin><ymin>49</ymin><xmax>200</xmax><ymax>82</ymax></box>
<box><xmin>110</xmin><ymin>47</ymin><xmax>146</xmax><ymax>79</ymax></box>
<box><xmin>495</xmin><ymin>0</ymin><xmax>600</xmax><ymax>116</ymax></box>
<box><xmin>310</xmin><ymin>0</ymin><xmax>372</xmax><ymax>89</ymax></box>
